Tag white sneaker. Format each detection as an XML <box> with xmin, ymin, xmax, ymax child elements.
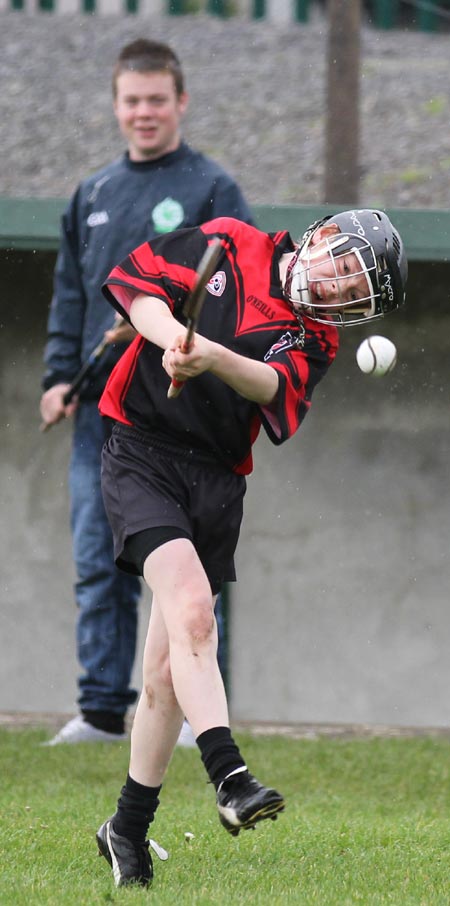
<box><xmin>41</xmin><ymin>714</ymin><xmax>128</xmax><ymax>746</ymax></box>
<box><xmin>176</xmin><ymin>719</ymin><xmax>196</xmax><ymax>748</ymax></box>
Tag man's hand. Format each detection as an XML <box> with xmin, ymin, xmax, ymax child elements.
<box><xmin>39</xmin><ymin>383</ymin><xmax>78</xmax><ymax>430</ymax></box>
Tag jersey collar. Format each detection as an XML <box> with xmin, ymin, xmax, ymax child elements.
<box><xmin>123</xmin><ymin>141</ymin><xmax>189</xmax><ymax>171</ymax></box>
<box><xmin>269</xmin><ymin>231</ymin><xmax>296</xmax><ymax>298</ymax></box>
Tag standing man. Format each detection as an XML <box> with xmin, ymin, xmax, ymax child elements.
<box><xmin>39</xmin><ymin>39</ymin><xmax>253</xmax><ymax>746</ymax></box>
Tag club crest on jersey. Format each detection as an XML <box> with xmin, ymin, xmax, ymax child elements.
<box><xmin>264</xmin><ymin>330</ymin><xmax>304</xmax><ymax>362</ymax></box>
<box><xmin>152</xmin><ymin>197</ymin><xmax>185</xmax><ymax>234</ymax></box>
<box><xmin>207</xmin><ymin>271</ymin><xmax>226</xmax><ymax>297</ymax></box>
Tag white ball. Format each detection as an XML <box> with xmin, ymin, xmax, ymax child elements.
<box><xmin>356</xmin><ymin>335</ymin><xmax>397</xmax><ymax>376</ymax></box>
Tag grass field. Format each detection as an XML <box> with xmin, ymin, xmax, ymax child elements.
<box><xmin>2</xmin><ymin>727</ymin><xmax>450</xmax><ymax>905</ymax></box>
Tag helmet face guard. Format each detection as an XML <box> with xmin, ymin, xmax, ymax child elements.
<box><xmin>284</xmin><ymin>209</ymin><xmax>408</xmax><ymax>328</ymax></box>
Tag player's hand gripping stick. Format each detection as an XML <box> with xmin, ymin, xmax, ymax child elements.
<box><xmin>167</xmin><ymin>240</ymin><xmax>222</xmax><ymax>399</ymax></box>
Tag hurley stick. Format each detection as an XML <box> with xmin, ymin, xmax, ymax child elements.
<box><xmin>167</xmin><ymin>239</ymin><xmax>222</xmax><ymax>400</ymax></box>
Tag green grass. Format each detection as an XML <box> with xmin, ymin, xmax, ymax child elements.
<box><xmin>2</xmin><ymin>728</ymin><xmax>450</xmax><ymax>904</ymax></box>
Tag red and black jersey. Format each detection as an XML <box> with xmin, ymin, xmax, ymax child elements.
<box><xmin>99</xmin><ymin>217</ymin><xmax>339</xmax><ymax>475</ymax></box>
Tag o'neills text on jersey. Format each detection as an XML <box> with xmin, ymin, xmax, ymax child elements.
<box><xmin>247</xmin><ymin>295</ymin><xmax>276</xmax><ymax>320</ymax></box>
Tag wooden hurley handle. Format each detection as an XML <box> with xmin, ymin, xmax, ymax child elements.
<box><xmin>167</xmin><ymin>377</ymin><xmax>186</xmax><ymax>399</ymax></box>
<box><xmin>40</xmin><ymin>317</ymin><xmax>126</xmax><ymax>433</ymax></box>
<box><xmin>167</xmin><ymin>335</ymin><xmax>193</xmax><ymax>399</ymax></box>
<box><xmin>166</xmin><ymin>239</ymin><xmax>222</xmax><ymax>401</ymax></box>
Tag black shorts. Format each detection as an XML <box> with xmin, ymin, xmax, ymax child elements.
<box><xmin>101</xmin><ymin>424</ymin><xmax>246</xmax><ymax>595</ymax></box>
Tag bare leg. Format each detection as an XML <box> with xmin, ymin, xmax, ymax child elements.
<box><xmin>129</xmin><ymin>595</ymin><xmax>184</xmax><ymax>787</ymax></box>
<box><xmin>143</xmin><ymin>537</ymin><xmax>228</xmax><ymax>737</ymax></box>
<box><xmin>129</xmin><ymin>537</ymin><xmax>227</xmax><ymax>786</ymax></box>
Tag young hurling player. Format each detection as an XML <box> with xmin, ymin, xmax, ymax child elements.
<box><xmin>95</xmin><ymin>209</ymin><xmax>407</xmax><ymax>887</ymax></box>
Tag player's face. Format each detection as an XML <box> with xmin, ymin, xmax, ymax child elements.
<box><xmin>114</xmin><ymin>70</ymin><xmax>188</xmax><ymax>162</ymax></box>
<box><xmin>305</xmin><ymin>245</ymin><xmax>371</xmax><ymax>311</ymax></box>
<box><xmin>287</xmin><ymin>225</ymin><xmax>374</xmax><ymax>324</ymax></box>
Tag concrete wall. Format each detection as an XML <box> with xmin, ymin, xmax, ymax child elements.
<box><xmin>231</xmin><ymin>301</ymin><xmax>450</xmax><ymax>728</ymax></box>
<box><xmin>1</xmin><ymin>251</ymin><xmax>449</xmax><ymax>726</ymax></box>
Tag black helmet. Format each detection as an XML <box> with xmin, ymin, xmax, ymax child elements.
<box><xmin>328</xmin><ymin>209</ymin><xmax>407</xmax><ymax>317</ymax></box>
<box><xmin>285</xmin><ymin>208</ymin><xmax>408</xmax><ymax>327</ymax></box>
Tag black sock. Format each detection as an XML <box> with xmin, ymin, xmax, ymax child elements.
<box><xmin>112</xmin><ymin>774</ymin><xmax>162</xmax><ymax>843</ymax></box>
<box><xmin>196</xmin><ymin>726</ymin><xmax>246</xmax><ymax>790</ymax></box>
<box><xmin>82</xmin><ymin>709</ymin><xmax>125</xmax><ymax>735</ymax></box>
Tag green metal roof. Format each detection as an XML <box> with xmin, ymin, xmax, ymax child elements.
<box><xmin>1</xmin><ymin>197</ymin><xmax>449</xmax><ymax>262</ymax></box>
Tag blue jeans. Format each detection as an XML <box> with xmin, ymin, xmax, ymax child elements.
<box><xmin>69</xmin><ymin>402</ymin><xmax>227</xmax><ymax>714</ymax></box>
<box><xmin>69</xmin><ymin>402</ymin><xmax>141</xmax><ymax>714</ymax></box>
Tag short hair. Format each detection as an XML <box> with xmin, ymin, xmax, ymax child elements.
<box><xmin>112</xmin><ymin>39</ymin><xmax>185</xmax><ymax>98</ymax></box>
